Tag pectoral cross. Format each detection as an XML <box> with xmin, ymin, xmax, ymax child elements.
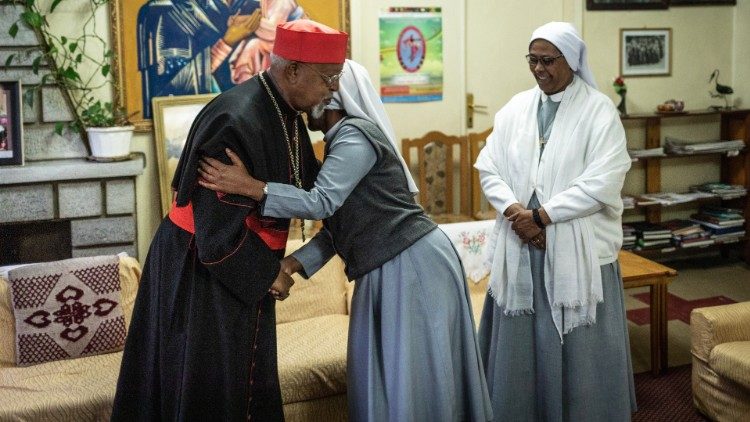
<box><xmin>539</xmin><ymin>136</ymin><xmax>547</xmax><ymax>147</ymax></box>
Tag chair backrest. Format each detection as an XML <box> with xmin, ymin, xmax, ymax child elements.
<box><xmin>401</xmin><ymin>131</ymin><xmax>470</xmax><ymax>219</ymax></box>
<box><xmin>468</xmin><ymin>128</ymin><xmax>496</xmax><ymax>220</ymax></box>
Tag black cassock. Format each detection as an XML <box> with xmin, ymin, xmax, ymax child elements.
<box><xmin>112</xmin><ymin>74</ymin><xmax>319</xmax><ymax>421</ymax></box>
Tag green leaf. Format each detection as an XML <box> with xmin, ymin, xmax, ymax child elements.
<box><xmin>75</xmin><ymin>53</ymin><xmax>82</xmax><ymax>63</ymax></box>
<box><xmin>4</xmin><ymin>54</ymin><xmax>16</xmax><ymax>67</ymax></box>
<box><xmin>61</xmin><ymin>66</ymin><xmax>79</xmax><ymax>80</ymax></box>
<box><xmin>61</xmin><ymin>36</ymin><xmax>67</xmax><ymax>45</ymax></box>
<box><xmin>9</xmin><ymin>23</ymin><xmax>18</xmax><ymax>38</ymax></box>
<box><xmin>55</xmin><ymin>122</ymin><xmax>65</xmax><ymax>136</ymax></box>
<box><xmin>68</xmin><ymin>42</ymin><xmax>77</xmax><ymax>53</ymax></box>
<box><xmin>101</xmin><ymin>64</ymin><xmax>110</xmax><ymax>77</ymax></box>
<box><xmin>50</xmin><ymin>0</ymin><xmax>64</xmax><ymax>13</ymax></box>
<box><xmin>21</xmin><ymin>11</ymin><xmax>43</xmax><ymax>29</ymax></box>
<box><xmin>23</xmin><ymin>89</ymin><xmax>34</xmax><ymax>108</ymax></box>
<box><xmin>32</xmin><ymin>55</ymin><xmax>41</xmax><ymax>73</ymax></box>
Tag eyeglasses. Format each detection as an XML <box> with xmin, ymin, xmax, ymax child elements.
<box><xmin>298</xmin><ymin>62</ymin><xmax>344</xmax><ymax>88</ymax></box>
<box><xmin>525</xmin><ymin>54</ymin><xmax>564</xmax><ymax>67</ymax></box>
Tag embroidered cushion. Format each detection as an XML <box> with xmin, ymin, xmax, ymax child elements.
<box><xmin>7</xmin><ymin>255</ymin><xmax>127</xmax><ymax>366</ymax></box>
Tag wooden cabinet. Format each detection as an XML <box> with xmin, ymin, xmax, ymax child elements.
<box><xmin>622</xmin><ymin>109</ymin><xmax>750</xmax><ymax>263</ymax></box>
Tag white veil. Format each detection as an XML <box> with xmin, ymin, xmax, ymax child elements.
<box><xmin>326</xmin><ymin>60</ymin><xmax>419</xmax><ymax>193</ymax></box>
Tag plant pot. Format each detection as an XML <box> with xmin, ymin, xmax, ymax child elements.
<box><xmin>617</xmin><ymin>92</ymin><xmax>627</xmax><ymax>116</ymax></box>
<box><xmin>86</xmin><ymin>126</ymin><xmax>134</xmax><ymax>159</ymax></box>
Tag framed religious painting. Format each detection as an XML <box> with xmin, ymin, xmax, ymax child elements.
<box><xmin>152</xmin><ymin>94</ymin><xmax>217</xmax><ymax>216</ymax></box>
<box><xmin>586</xmin><ymin>0</ymin><xmax>668</xmax><ymax>10</ymax></box>
<box><xmin>110</xmin><ymin>0</ymin><xmax>350</xmax><ymax>132</ymax></box>
<box><xmin>671</xmin><ymin>0</ymin><xmax>736</xmax><ymax>5</ymax></box>
<box><xmin>620</xmin><ymin>28</ymin><xmax>672</xmax><ymax>77</ymax></box>
<box><xmin>0</xmin><ymin>80</ymin><xmax>24</xmax><ymax>167</ymax></box>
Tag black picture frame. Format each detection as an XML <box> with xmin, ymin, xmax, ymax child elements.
<box><xmin>0</xmin><ymin>80</ymin><xmax>23</xmax><ymax>167</ymax></box>
<box><xmin>587</xmin><ymin>0</ymin><xmax>669</xmax><ymax>10</ymax></box>
<box><xmin>670</xmin><ymin>0</ymin><xmax>736</xmax><ymax>5</ymax></box>
<box><xmin>620</xmin><ymin>28</ymin><xmax>672</xmax><ymax>77</ymax></box>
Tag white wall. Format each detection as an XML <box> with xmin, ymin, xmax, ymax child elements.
<box><xmin>584</xmin><ymin>6</ymin><xmax>735</xmax><ymax>113</ymax></box>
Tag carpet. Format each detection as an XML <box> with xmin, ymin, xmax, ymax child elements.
<box><xmin>627</xmin><ymin>292</ymin><xmax>737</xmax><ymax>325</ymax></box>
<box><xmin>633</xmin><ymin>365</ymin><xmax>709</xmax><ymax>422</ymax></box>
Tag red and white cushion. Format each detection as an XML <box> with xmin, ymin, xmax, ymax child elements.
<box><xmin>7</xmin><ymin>255</ymin><xmax>126</xmax><ymax>366</ymax></box>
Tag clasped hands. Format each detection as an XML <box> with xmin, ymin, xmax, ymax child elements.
<box><xmin>505</xmin><ymin>203</ymin><xmax>546</xmax><ymax>250</ymax></box>
<box><xmin>268</xmin><ymin>256</ymin><xmax>303</xmax><ymax>301</ymax></box>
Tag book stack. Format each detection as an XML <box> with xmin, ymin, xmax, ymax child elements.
<box><xmin>690</xmin><ymin>182</ymin><xmax>748</xmax><ymax>200</ymax></box>
<box><xmin>638</xmin><ymin>192</ymin><xmax>701</xmax><ymax>206</ymax></box>
<box><xmin>664</xmin><ymin>137</ymin><xmax>745</xmax><ymax>155</ymax></box>
<box><xmin>622</xmin><ymin>224</ymin><xmax>637</xmax><ymax>250</ymax></box>
<box><xmin>628</xmin><ymin>221</ymin><xmax>673</xmax><ymax>251</ymax></box>
<box><xmin>691</xmin><ymin>206</ymin><xmax>746</xmax><ymax>244</ymax></box>
<box><xmin>661</xmin><ymin>219</ymin><xmax>713</xmax><ymax>249</ymax></box>
<box><xmin>627</xmin><ymin>147</ymin><xmax>666</xmax><ymax>160</ymax></box>
<box><xmin>622</xmin><ymin>195</ymin><xmax>636</xmax><ymax>210</ymax></box>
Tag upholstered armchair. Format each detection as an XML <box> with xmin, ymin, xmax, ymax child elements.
<box><xmin>691</xmin><ymin>301</ymin><xmax>750</xmax><ymax>421</ymax></box>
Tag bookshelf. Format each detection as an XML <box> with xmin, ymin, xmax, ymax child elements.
<box><xmin>622</xmin><ymin>108</ymin><xmax>750</xmax><ymax>263</ymax></box>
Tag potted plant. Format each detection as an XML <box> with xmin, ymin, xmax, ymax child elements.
<box><xmin>5</xmin><ymin>0</ymin><xmax>135</xmax><ymax>159</ymax></box>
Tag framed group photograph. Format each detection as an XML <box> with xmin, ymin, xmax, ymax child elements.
<box><xmin>110</xmin><ymin>0</ymin><xmax>350</xmax><ymax>131</ymax></box>
<box><xmin>0</xmin><ymin>80</ymin><xmax>23</xmax><ymax>167</ymax></box>
<box><xmin>152</xmin><ymin>94</ymin><xmax>217</xmax><ymax>216</ymax></box>
<box><xmin>620</xmin><ymin>28</ymin><xmax>672</xmax><ymax>77</ymax></box>
<box><xmin>587</xmin><ymin>0</ymin><xmax>668</xmax><ymax>10</ymax></box>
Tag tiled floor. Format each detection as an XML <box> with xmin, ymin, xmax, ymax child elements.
<box><xmin>625</xmin><ymin>256</ymin><xmax>750</xmax><ymax>374</ymax></box>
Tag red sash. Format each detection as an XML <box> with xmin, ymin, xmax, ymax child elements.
<box><xmin>169</xmin><ymin>200</ymin><xmax>288</xmax><ymax>250</ymax></box>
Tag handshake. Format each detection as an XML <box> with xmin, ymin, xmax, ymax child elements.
<box><xmin>269</xmin><ymin>255</ymin><xmax>303</xmax><ymax>301</ymax></box>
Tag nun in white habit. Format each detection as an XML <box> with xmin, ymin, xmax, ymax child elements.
<box><xmin>474</xmin><ymin>22</ymin><xmax>636</xmax><ymax>421</ymax></box>
<box><xmin>198</xmin><ymin>59</ymin><xmax>493</xmax><ymax>421</ymax></box>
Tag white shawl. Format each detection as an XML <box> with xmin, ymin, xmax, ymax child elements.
<box><xmin>475</xmin><ymin>76</ymin><xmax>631</xmax><ymax>339</ymax></box>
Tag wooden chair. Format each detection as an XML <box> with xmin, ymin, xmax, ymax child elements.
<box><xmin>469</xmin><ymin>128</ymin><xmax>497</xmax><ymax>220</ymax></box>
<box><xmin>401</xmin><ymin>131</ymin><xmax>472</xmax><ymax>224</ymax></box>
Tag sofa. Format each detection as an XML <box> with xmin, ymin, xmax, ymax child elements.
<box><xmin>0</xmin><ymin>240</ymin><xmax>489</xmax><ymax>421</ymax></box>
<box><xmin>691</xmin><ymin>301</ymin><xmax>750</xmax><ymax>421</ymax></box>
<box><xmin>0</xmin><ymin>255</ymin><xmax>143</xmax><ymax>421</ymax></box>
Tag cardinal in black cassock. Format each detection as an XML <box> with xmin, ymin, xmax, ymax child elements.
<box><xmin>112</xmin><ymin>20</ymin><xmax>348</xmax><ymax>421</ymax></box>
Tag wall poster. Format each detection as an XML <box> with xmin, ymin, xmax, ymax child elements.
<box><xmin>379</xmin><ymin>7</ymin><xmax>443</xmax><ymax>103</ymax></box>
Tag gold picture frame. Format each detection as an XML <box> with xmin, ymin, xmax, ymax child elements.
<box><xmin>110</xmin><ymin>0</ymin><xmax>350</xmax><ymax>132</ymax></box>
<box><xmin>152</xmin><ymin>94</ymin><xmax>217</xmax><ymax>216</ymax></box>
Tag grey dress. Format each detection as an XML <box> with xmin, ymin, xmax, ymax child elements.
<box><xmin>477</xmin><ymin>97</ymin><xmax>637</xmax><ymax>421</ymax></box>
<box><xmin>263</xmin><ymin>120</ymin><xmax>493</xmax><ymax>421</ymax></box>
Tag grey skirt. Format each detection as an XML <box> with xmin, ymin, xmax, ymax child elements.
<box><xmin>478</xmin><ymin>220</ymin><xmax>637</xmax><ymax>421</ymax></box>
<box><xmin>347</xmin><ymin>227</ymin><xmax>493</xmax><ymax>421</ymax></box>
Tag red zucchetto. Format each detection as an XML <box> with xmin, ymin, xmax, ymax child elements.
<box><xmin>273</xmin><ymin>19</ymin><xmax>348</xmax><ymax>64</ymax></box>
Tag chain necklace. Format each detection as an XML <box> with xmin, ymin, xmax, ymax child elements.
<box><xmin>259</xmin><ymin>71</ymin><xmax>302</xmax><ymax>189</ymax></box>
<box><xmin>259</xmin><ymin>71</ymin><xmax>305</xmax><ymax>240</ymax></box>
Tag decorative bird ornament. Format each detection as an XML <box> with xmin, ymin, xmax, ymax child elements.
<box><xmin>708</xmin><ymin>69</ymin><xmax>733</xmax><ymax>110</ymax></box>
